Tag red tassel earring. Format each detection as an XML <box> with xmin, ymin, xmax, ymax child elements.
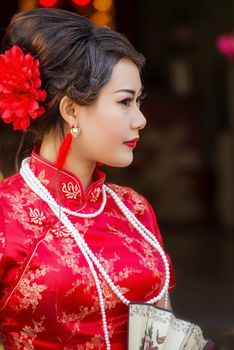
<box><xmin>56</xmin><ymin>125</ymin><xmax>80</xmax><ymax>170</ymax></box>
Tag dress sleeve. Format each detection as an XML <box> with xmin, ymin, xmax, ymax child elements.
<box><xmin>143</xmin><ymin>198</ymin><xmax>176</xmax><ymax>292</ymax></box>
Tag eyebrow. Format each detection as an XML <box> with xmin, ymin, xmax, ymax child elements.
<box><xmin>113</xmin><ymin>86</ymin><xmax>144</xmax><ymax>96</ymax></box>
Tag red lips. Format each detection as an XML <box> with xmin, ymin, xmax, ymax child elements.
<box><xmin>123</xmin><ymin>138</ymin><xmax>139</xmax><ymax>149</ymax></box>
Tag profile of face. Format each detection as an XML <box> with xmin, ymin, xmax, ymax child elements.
<box><xmin>61</xmin><ymin>58</ymin><xmax>146</xmax><ymax>169</ymax></box>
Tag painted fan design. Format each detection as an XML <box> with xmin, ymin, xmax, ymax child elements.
<box><xmin>128</xmin><ymin>303</ymin><xmax>208</xmax><ymax>350</ymax></box>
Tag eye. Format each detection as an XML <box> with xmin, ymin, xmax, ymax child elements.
<box><xmin>119</xmin><ymin>98</ymin><xmax>134</xmax><ymax>106</ymax></box>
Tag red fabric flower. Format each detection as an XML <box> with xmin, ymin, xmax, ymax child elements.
<box><xmin>0</xmin><ymin>45</ymin><xmax>46</xmax><ymax>130</ymax></box>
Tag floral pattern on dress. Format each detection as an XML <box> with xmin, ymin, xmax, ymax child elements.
<box><xmin>12</xmin><ymin>265</ymin><xmax>49</xmax><ymax>312</ymax></box>
<box><xmin>50</xmin><ymin>224</ymin><xmax>71</xmax><ymax>238</ymax></box>
<box><xmin>57</xmin><ymin>311</ymin><xmax>81</xmax><ymax>337</ymax></box>
<box><xmin>0</xmin><ymin>151</ymin><xmax>175</xmax><ymax>349</ymax></box>
<box><xmin>37</xmin><ymin>170</ymin><xmax>49</xmax><ymax>186</ymax></box>
<box><xmin>89</xmin><ymin>187</ymin><xmax>102</xmax><ymax>202</ymax></box>
<box><xmin>2</xmin><ymin>179</ymin><xmax>44</xmax><ymax>233</ymax></box>
<box><xmin>62</xmin><ymin>182</ymin><xmax>81</xmax><ymax>200</ymax></box>
<box><xmin>11</xmin><ymin>317</ymin><xmax>45</xmax><ymax>350</ymax></box>
<box><xmin>29</xmin><ymin>208</ymin><xmax>46</xmax><ymax>226</ymax></box>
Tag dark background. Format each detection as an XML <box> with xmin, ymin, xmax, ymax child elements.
<box><xmin>0</xmin><ymin>0</ymin><xmax>233</xmax><ymax>348</ymax></box>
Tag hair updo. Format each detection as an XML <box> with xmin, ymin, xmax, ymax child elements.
<box><xmin>2</xmin><ymin>8</ymin><xmax>145</xmax><ymax>143</ymax></box>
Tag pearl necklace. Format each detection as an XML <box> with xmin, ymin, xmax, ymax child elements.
<box><xmin>56</xmin><ymin>186</ymin><xmax>107</xmax><ymax>218</ymax></box>
<box><xmin>20</xmin><ymin>157</ymin><xmax>170</xmax><ymax>350</ymax></box>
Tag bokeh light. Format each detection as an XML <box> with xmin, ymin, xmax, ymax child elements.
<box><xmin>38</xmin><ymin>0</ymin><xmax>58</xmax><ymax>7</ymax></box>
<box><xmin>19</xmin><ymin>0</ymin><xmax>37</xmax><ymax>10</ymax></box>
<box><xmin>93</xmin><ymin>0</ymin><xmax>112</xmax><ymax>12</ymax></box>
<box><xmin>71</xmin><ymin>0</ymin><xmax>92</xmax><ymax>6</ymax></box>
<box><xmin>90</xmin><ymin>11</ymin><xmax>111</xmax><ymax>27</ymax></box>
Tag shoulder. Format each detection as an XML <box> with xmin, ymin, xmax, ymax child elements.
<box><xmin>106</xmin><ymin>182</ymin><xmax>163</xmax><ymax>243</ymax></box>
<box><xmin>106</xmin><ymin>183</ymin><xmax>144</xmax><ymax>200</ymax></box>
<box><xmin>0</xmin><ymin>174</ymin><xmax>21</xmax><ymax>238</ymax></box>
<box><xmin>0</xmin><ymin>172</ymin><xmax>22</xmax><ymax>192</ymax></box>
<box><xmin>106</xmin><ymin>182</ymin><xmax>156</xmax><ymax>219</ymax></box>
<box><xmin>0</xmin><ymin>173</ymin><xmax>24</xmax><ymax>198</ymax></box>
<box><xmin>0</xmin><ymin>173</ymin><xmax>25</xmax><ymax>224</ymax></box>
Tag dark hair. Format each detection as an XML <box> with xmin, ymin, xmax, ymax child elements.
<box><xmin>2</xmin><ymin>8</ymin><xmax>145</xmax><ymax>144</ymax></box>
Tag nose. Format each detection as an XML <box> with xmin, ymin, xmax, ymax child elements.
<box><xmin>131</xmin><ymin>108</ymin><xmax>147</xmax><ymax>131</ymax></box>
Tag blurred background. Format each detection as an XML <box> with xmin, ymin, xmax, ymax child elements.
<box><xmin>0</xmin><ymin>0</ymin><xmax>233</xmax><ymax>349</ymax></box>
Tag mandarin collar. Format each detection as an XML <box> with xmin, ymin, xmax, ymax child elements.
<box><xmin>30</xmin><ymin>149</ymin><xmax>106</xmax><ymax>207</ymax></box>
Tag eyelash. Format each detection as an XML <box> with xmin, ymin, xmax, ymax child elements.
<box><xmin>119</xmin><ymin>98</ymin><xmax>134</xmax><ymax>106</ymax></box>
<box><xmin>119</xmin><ymin>93</ymin><xmax>146</xmax><ymax>107</ymax></box>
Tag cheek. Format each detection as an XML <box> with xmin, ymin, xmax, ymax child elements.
<box><xmin>93</xmin><ymin>127</ymin><xmax>123</xmax><ymax>155</ymax></box>
<box><xmin>86</xmin><ymin>111</ymin><xmax>126</xmax><ymax>145</ymax></box>
<box><xmin>103</xmin><ymin>122</ymin><xmax>124</xmax><ymax>141</ymax></box>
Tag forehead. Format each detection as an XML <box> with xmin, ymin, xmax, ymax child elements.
<box><xmin>104</xmin><ymin>58</ymin><xmax>142</xmax><ymax>91</ymax></box>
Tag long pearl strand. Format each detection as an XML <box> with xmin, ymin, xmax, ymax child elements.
<box><xmin>20</xmin><ymin>159</ymin><xmax>110</xmax><ymax>349</ymax></box>
<box><xmin>104</xmin><ymin>185</ymin><xmax>170</xmax><ymax>305</ymax></box>
<box><xmin>20</xmin><ymin>157</ymin><xmax>170</xmax><ymax>350</ymax></box>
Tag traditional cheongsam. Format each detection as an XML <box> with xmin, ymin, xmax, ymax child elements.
<box><xmin>0</xmin><ymin>150</ymin><xmax>175</xmax><ymax>350</ymax></box>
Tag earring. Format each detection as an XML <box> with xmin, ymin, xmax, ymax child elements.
<box><xmin>70</xmin><ymin>125</ymin><xmax>80</xmax><ymax>137</ymax></box>
<box><xmin>55</xmin><ymin>125</ymin><xmax>80</xmax><ymax>170</ymax></box>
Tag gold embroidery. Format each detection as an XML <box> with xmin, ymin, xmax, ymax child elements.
<box><xmin>12</xmin><ymin>317</ymin><xmax>45</xmax><ymax>349</ymax></box>
<box><xmin>57</xmin><ymin>311</ymin><xmax>81</xmax><ymax>335</ymax></box>
<box><xmin>57</xmin><ymin>307</ymin><xmax>103</xmax><ymax>343</ymax></box>
<box><xmin>130</xmin><ymin>191</ymin><xmax>146</xmax><ymax>215</ymax></box>
<box><xmin>29</xmin><ymin>208</ymin><xmax>46</xmax><ymax>226</ymax></box>
<box><xmin>108</xmin><ymin>184</ymin><xmax>146</xmax><ymax>215</ymax></box>
<box><xmin>45</xmin><ymin>234</ymin><xmax>90</xmax><ymax>277</ymax></box>
<box><xmin>106</xmin><ymin>223</ymin><xmax>163</xmax><ymax>283</ymax></box>
<box><xmin>108</xmin><ymin>184</ymin><xmax>128</xmax><ymax>200</ymax></box>
<box><xmin>1</xmin><ymin>168</ymin><xmax>167</xmax><ymax>348</ymax></box>
<box><xmin>13</xmin><ymin>265</ymin><xmax>49</xmax><ymax>312</ymax></box>
<box><xmin>84</xmin><ymin>334</ymin><xmax>104</xmax><ymax>350</ymax></box>
<box><xmin>50</xmin><ymin>224</ymin><xmax>71</xmax><ymax>238</ymax></box>
<box><xmin>96</xmin><ymin>251</ymin><xmax>141</xmax><ymax>310</ymax></box>
<box><xmin>65</xmin><ymin>273</ymin><xmax>95</xmax><ymax>298</ymax></box>
<box><xmin>62</xmin><ymin>182</ymin><xmax>80</xmax><ymax>199</ymax></box>
<box><xmin>89</xmin><ymin>187</ymin><xmax>101</xmax><ymax>202</ymax></box>
<box><xmin>4</xmin><ymin>182</ymin><xmax>44</xmax><ymax>233</ymax></box>
<box><xmin>37</xmin><ymin>170</ymin><xmax>49</xmax><ymax>185</ymax></box>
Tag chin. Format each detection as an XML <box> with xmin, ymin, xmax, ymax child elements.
<box><xmin>106</xmin><ymin>154</ymin><xmax>134</xmax><ymax>168</ymax></box>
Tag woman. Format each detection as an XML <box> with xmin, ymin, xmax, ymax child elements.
<box><xmin>0</xmin><ymin>8</ymin><xmax>175</xmax><ymax>349</ymax></box>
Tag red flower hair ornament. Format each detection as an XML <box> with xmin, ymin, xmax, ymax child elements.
<box><xmin>0</xmin><ymin>45</ymin><xmax>46</xmax><ymax>130</ymax></box>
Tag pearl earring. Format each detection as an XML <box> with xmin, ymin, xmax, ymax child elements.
<box><xmin>70</xmin><ymin>125</ymin><xmax>80</xmax><ymax>137</ymax></box>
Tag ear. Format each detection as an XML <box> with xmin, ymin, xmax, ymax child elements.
<box><xmin>59</xmin><ymin>95</ymin><xmax>79</xmax><ymax>127</ymax></box>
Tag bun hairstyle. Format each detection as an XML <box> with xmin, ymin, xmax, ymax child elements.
<box><xmin>2</xmin><ymin>8</ymin><xmax>145</xmax><ymax>144</ymax></box>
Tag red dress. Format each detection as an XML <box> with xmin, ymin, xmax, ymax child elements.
<box><xmin>0</xmin><ymin>151</ymin><xmax>175</xmax><ymax>349</ymax></box>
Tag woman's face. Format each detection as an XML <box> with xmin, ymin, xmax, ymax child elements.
<box><xmin>71</xmin><ymin>58</ymin><xmax>146</xmax><ymax>168</ymax></box>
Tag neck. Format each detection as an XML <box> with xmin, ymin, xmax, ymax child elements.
<box><xmin>39</xmin><ymin>134</ymin><xmax>96</xmax><ymax>193</ymax></box>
